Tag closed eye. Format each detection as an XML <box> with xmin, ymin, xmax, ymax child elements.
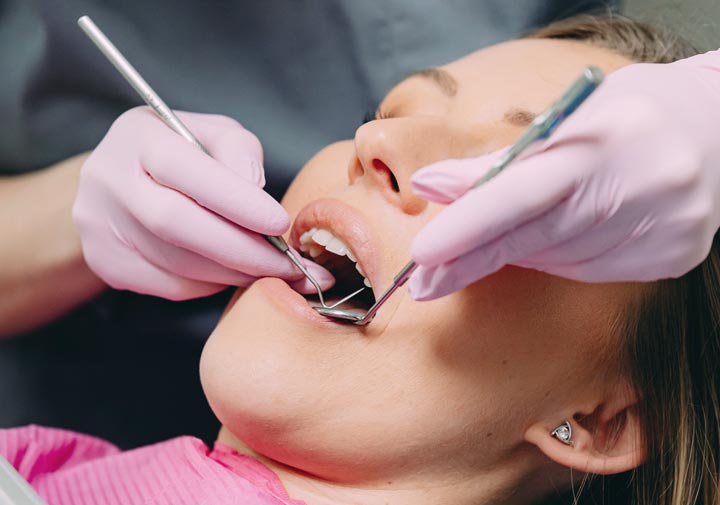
<box><xmin>361</xmin><ymin>108</ymin><xmax>393</xmax><ymax>125</ymax></box>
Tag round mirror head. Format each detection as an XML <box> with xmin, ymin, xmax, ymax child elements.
<box><xmin>313</xmin><ymin>306</ymin><xmax>365</xmax><ymax>323</ymax></box>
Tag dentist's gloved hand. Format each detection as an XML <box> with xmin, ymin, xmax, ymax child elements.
<box><xmin>73</xmin><ymin>107</ymin><xmax>333</xmax><ymax>300</ymax></box>
<box><xmin>409</xmin><ymin>50</ymin><xmax>720</xmax><ymax>300</ymax></box>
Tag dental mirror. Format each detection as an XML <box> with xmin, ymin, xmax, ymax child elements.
<box><xmin>314</xmin><ymin>66</ymin><xmax>604</xmax><ymax>325</ymax></box>
<box><xmin>315</xmin><ymin>261</ymin><xmax>417</xmax><ymax>325</ymax></box>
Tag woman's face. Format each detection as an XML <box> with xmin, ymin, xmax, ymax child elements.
<box><xmin>201</xmin><ymin>39</ymin><xmax>638</xmax><ymax>484</ymax></box>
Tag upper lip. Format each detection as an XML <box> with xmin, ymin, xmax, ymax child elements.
<box><xmin>290</xmin><ymin>198</ymin><xmax>380</xmax><ymax>296</ymax></box>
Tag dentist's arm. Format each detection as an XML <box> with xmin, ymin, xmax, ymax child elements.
<box><xmin>0</xmin><ymin>153</ymin><xmax>105</xmax><ymax>337</ymax></box>
<box><xmin>409</xmin><ymin>50</ymin><xmax>720</xmax><ymax>300</ymax></box>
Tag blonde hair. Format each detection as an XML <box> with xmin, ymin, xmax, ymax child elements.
<box><xmin>528</xmin><ymin>14</ymin><xmax>719</xmax><ymax>505</ymax></box>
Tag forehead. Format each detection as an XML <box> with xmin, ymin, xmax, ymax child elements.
<box><xmin>446</xmin><ymin>38</ymin><xmax>630</xmax><ymax>89</ymax></box>
<box><xmin>387</xmin><ymin>39</ymin><xmax>632</xmax><ymax>120</ymax></box>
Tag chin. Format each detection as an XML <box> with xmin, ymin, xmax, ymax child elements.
<box><xmin>200</xmin><ymin>287</ymin><xmax>385</xmax><ymax>482</ymax></box>
<box><xmin>201</xmin><ymin>286</ymin><xmax>304</xmax><ymax>423</ymax></box>
<box><xmin>199</xmin><ymin>283</ymin><xmax>343</xmax><ymax>470</ymax></box>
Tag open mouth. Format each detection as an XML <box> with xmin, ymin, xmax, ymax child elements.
<box><xmin>298</xmin><ymin>227</ymin><xmax>377</xmax><ymax>311</ymax></box>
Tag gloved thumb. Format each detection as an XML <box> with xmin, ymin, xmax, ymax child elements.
<box><xmin>410</xmin><ymin>147</ymin><xmax>510</xmax><ymax>204</ymax></box>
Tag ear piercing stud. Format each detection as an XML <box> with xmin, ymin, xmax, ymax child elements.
<box><xmin>551</xmin><ymin>421</ymin><xmax>573</xmax><ymax>446</ymax></box>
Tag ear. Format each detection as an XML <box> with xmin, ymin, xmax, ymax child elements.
<box><xmin>524</xmin><ymin>382</ymin><xmax>646</xmax><ymax>475</ymax></box>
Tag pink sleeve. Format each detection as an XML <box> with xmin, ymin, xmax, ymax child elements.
<box><xmin>0</xmin><ymin>425</ymin><xmax>120</xmax><ymax>484</ymax></box>
<box><xmin>0</xmin><ymin>429</ymin><xmax>305</xmax><ymax>504</ymax></box>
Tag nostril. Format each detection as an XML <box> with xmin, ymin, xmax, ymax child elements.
<box><xmin>372</xmin><ymin>159</ymin><xmax>400</xmax><ymax>192</ymax></box>
<box><xmin>389</xmin><ymin>172</ymin><xmax>400</xmax><ymax>193</ymax></box>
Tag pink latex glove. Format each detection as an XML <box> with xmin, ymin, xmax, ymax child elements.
<box><xmin>73</xmin><ymin>107</ymin><xmax>333</xmax><ymax>300</ymax></box>
<box><xmin>409</xmin><ymin>50</ymin><xmax>720</xmax><ymax>300</ymax></box>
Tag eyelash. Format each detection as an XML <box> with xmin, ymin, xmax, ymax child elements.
<box><xmin>361</xmin><ymin>108</ymin><xmax>392</xmax><ymax>125</ymax></box>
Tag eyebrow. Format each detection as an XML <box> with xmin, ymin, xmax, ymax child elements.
<box><xmin>401</xmin><ymin>67</ymin><xmax>538</xmax><ymax>126</ymax></box>
<box><xmin>404</xmin><ymin>68</ymin><xmax>458</xmax><ymax>97</ymax></box>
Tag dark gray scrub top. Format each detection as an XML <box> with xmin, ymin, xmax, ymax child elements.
<box><xmin>0</xmin><ymin>0</ymin><xmax>616</xmax><ymax>449</ymax></box>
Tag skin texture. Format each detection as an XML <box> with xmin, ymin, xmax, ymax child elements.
<box><xmin>201</xmin><ymin>39</ymin><xmax>644</xmax><ymax>505</ymax></box>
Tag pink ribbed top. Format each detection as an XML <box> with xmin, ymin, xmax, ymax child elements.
<box><xmin>0</xmin><ymin>425</ymin><xmax>305</xmax><ymax>505</ymax></box>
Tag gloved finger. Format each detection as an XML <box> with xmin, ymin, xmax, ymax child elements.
<box><xmin>410</xmin><ymin>230</ymin><xmax>545</xmax><ymax>301</ymax></box>
<box><xmin>83</xmin><ymin>237</ymin><xmax>226</xmax><ymax>300</ymax></box>
<box><xmin>411</xmin><ymin>145</ymin><xmax>582</xmax><ymax>267</ymax></box>
<box><xmin>132</xmin><ymin>107</ymin><xmax>259</xmax><ymax>160</ymax></box>
<box><xmin>122</xmin><ymin>214</ymin><xmax>259</xmax><ymax>287</ymax></box>
<box><xmin>466</xmin><ymin>207</ymin><xmax>595</xmax><ymax>278</ymax></box>
<box><xmin>409</xmin><ymin>225</ymin><xmax>542</xmax><ymax>301</ymax></box>
<box><xmin>126</xmin><ymin>171</ymin><xmax>304</xmax><ymax>279</ymax></box>
<box><xmin>288</xmin><ymin>259</ymin><xmax>336</xmax><ymax>294</ymax></box>
<box><xmin>524</xmin><ymin>216</ymin><xmax>709</xmax><ymax>282</ymax></box>
<box><xmin>536</xmin><ymin>242</ymin><xmax>670</xmax><ymax>282</ymax></box>
<box><xmin>450</xmin><ymin>176</ymin><xmax>608</xmax><ymax>274</ymax></box>
<box><xmin>407</xmin><ymin>253</ymin><xmax>485</xmax><ymax>301</ymax></box>
<box><xmin>139</xmin><ymin>125</ymin><xmax>289</xmax><ymax>236</ymax></box>
<box><xmin>174</xmin><ymin>111</ymin><xmax>266</xmax><ymax>186</ymax></box>
<box><xmin>513</xmin><ymin>218</ymin><xmax>631</xmax><ymax>270</ymax></box>
<box><xmin>410</xmin><ymin>148</ymin><xmax>510</xmax><ymax>204</ymax></box>
<box><xmin>172</xmin><ymin>111</ymin><xmax>262</xmax><ymax>157</ymax></box>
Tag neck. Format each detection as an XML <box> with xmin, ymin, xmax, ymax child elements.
<box><xmin>217</xmin><ymin>427</ymin><xmax>547</xmax><ymax>505</ymax></box>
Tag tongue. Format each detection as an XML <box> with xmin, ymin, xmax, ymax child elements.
<box><xmin>320</xmin><ymin>255</ymin><xmax>365</xmax><ymax>291</ymax></box>
<box><xmin>302</xmin><ymin>255</ymin><xmax>374</xmax><ymax>309</ymax></box>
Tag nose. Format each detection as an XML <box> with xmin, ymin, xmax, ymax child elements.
<box><xmin>349</xmin><ymin>117</ymin><xmax>456</xmax><ymax>215</ymax></box>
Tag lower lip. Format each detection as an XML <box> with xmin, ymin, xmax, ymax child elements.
<box><xmin>253</xmin><ymin>277</ymin><xmax>348</xmax><ymax>328</ymax></box>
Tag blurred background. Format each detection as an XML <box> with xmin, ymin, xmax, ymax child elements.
<box><xmin>623</xmin><ymin>0</ymin><xmax>720</xmax><ymax>51</ymax></box>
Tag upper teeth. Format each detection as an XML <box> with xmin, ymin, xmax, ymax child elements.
<box><xmin>299</xmin><ymin>228</ymin><xmax>371</xmax><ymax>287</ymax></box>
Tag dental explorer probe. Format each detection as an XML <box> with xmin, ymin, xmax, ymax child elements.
<box><xmin>77</xmin><ymin>15</ymin><xmax>332</xmax><ymax>304</ymax></box>
<box><xmin>315</xmin><ymin>66</ymin><xmax>605</xmax><ymax>325</ymax></box>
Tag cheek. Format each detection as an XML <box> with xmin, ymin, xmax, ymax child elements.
<box><xmin>390</xmin><ymin>267</ymin><xmax>629</xmax><ymax>416</ymax></box>
<box><xmin>281</xmin><ymin>141</ymin><xmax>354</xmax><ymax>220</ymax></box>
